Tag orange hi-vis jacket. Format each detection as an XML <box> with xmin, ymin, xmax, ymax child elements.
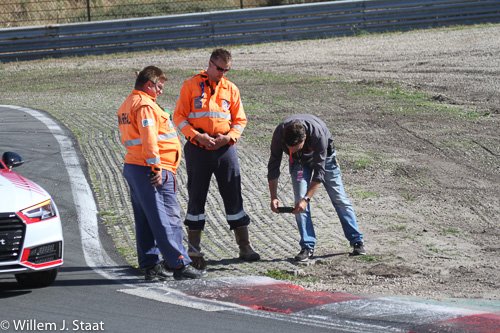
<box><xmin>117</xmin><ymin>90</ymin><xmax>181</xmax><ymax>173</ymax></box>
<box><xmin>173</xmin><ymin>70</ymin><xmax>246</xmax><ymax>147</ymax></box>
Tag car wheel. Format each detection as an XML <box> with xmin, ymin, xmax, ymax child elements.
<box><xmin>15</xmin><ymin>268</ymin><xmax>58</xmax><ymax>288</ymax></box>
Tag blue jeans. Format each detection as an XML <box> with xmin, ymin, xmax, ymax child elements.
<box><xmin>290</xmin><ymin>154</ymin><xmax>363</xmax><ymax>249</ymax></box>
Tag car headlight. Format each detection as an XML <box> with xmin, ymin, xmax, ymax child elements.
<box><xmin>20</xmin><ymin>199</ymin><xmax>57</xmax><ymax>223</ymax></box>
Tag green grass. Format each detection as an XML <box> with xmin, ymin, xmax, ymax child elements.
<box><xmin>352</xmin><ymin>157</ymin><xmax>372</xmax><ymax>169</ymax></box>
<box><xmin>401</xmin><ymin>190</ymin><xmax>417</xmax><ymax>201</ymax></box>
<box><xmin>340</xmin><ymin>148</ymin><xmax>383</xmax><ymax>171</ymax></box>
<box><xmin>99</xmin><ymin>211</ymin><xmax>117</xmax><ymax>216</ymax></box>
<box><xmin>351</xmin><ymin>186</ymin><xmax>379</xmax><ymax>199</ymax></box>
<box><xmin>262</xmin><ymin>269</ymin><xmax>318</xmax><ymax>283</ymax></box>
<box><xmin>442</xmin><ymin>227</ymin><xmax>461</xmax><ymax>234</ymax></box>
<box><xmin>354</xmin><ymin>254</ymin><xmax>384</xmax><ymax>263</ymax></box>
<box><xmin>349</xmin><ymin>80</ymin><xmax>482</xmax><ymax>118</ymax></box>
<box><xmin>426</xmin><ymin>243</ymin><xmax>439</xmax><ymax>253</ymax></box>
<box><xmin>389</xmin><ymin>224</ymin><xmax>407</xmax><ymax>231</ymax></box>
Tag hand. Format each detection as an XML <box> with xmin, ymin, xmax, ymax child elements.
<box><xmin>195</xmin><ymin>133</ymin><xmax>216</xmax><ymax>148</ymax></box>
<box><xmin>150</xmin><ymin>172</ymin><xmax>162</xmax><ymax>186</ymax></box>
<box><xmin>292</xmin><ymin>198</ymin><xmax>308</xmax><ymax>214</ymax></box>
<box><xmin>270</xmin><ymin>198</ymin><xmax>280</xmax><ymax>213</ymax></box>
<box><xmin>213</xmin><ymin>133</ymin><xmax>231</xmax><ymax>149</ymax></box>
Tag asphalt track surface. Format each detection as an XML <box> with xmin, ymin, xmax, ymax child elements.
<box><xmin>1</xmin><ymin>105</ymin><xmax>499</xmax><ymax>333</ymax></box>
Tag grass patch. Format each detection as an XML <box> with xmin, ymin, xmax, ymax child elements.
<box><xmin>389</xmin><ymin>224</ymin><xmax>407</xmax><ymax>231</ymax></box>
<box><xmin>351</xmin><ymin>186</ymin><xmax>379</xmax><ymax>199</ymax></box>
<box><xmin>442</xmin><ymin>227</ymin><xmax>461</xmax><ymax>234</ymax></box>
<box><xmin>401</xmin><ymin>190</ymin><xmax>417</xmax><ymax>201</ymax></box>
<box><xmin>116</xmin><ymin>247</ymin><xmax>138</xmax><ymax>267</ymax></box>
<box><xmin>262</xmin><ymin>269</ymin><xmax>318</xmax><ymax>283</ymax></box>
<box><xmin>352</xmin><ymin>156</ymin><xmax>372</xmax><ymax>170</ymax></box>
<box><xmin>426</xmin><ymin>243</ymin><xmax>439</xmax><ymax>253</ymax></box>
<box><xmin>99</xmin><ymin>211</ymin><xmax>117</xmax><ymax>216</ymax></box>
<box><xmin>349</xmin><ymin>80</ymin><xmax>481</xmax><ymax>118</ymax></box>
<box><xmin>340</xmin><ymin>148</ymin><xmax>383</xmax><ymax>171</ymax></box>
<box><xmin>354</xmin><ymin>254</ymin><xmax>383</xmax><ymax>263</ymax></box>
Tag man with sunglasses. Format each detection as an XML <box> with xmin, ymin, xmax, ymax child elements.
<box><xmin>174</xmin><ymin>49</ymin><xmax>260</xmax><ymax>269</ymax></box>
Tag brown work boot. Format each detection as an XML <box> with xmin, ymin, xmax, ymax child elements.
<box><xmin>233</xmin><ymin>226</ymin><xmax>260</xmax><ymax>261</ymax></box>
<box><xmin>187</xmin><ymin>229</ymin><xmax>206</xmax><ymax>270</ymax></box>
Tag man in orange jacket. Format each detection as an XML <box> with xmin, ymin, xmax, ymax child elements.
<box><xmin>174</xmin><ymin>49</ymin><xmax>260</xmax><ymax>267</ymax></box>
<box><xmin>118</xmin><ymin>66</ymin><xmax>206</xmax><ymax>280</ymax></box>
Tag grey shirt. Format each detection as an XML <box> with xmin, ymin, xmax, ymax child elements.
<box><xmin>267</xmin><ymin>114</ymin><xmax>335</xmax><ymax>183</ymax></box>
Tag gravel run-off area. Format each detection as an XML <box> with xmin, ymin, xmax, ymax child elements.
<box><xmin>1</xmin><ymin>23</ymin><xmax>499</xmax><ymax>302</ymax></box>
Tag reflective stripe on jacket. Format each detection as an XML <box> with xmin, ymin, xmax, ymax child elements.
<box><xmin>173</xmin><ymin>71</ymin><xmax>246</xmax><ymax>146</ymax></box>
<box><xmin>117</xmin><ymin>90</ymin><xmax>181</xmax><ymax>173</ymax></box>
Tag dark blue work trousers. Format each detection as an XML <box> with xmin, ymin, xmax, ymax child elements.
<box><xmin>184</xmin><ymin>141</ymin><xmax>250</xmax><ymax>231</ymax></box>
<box><xmin>123</xmin><ymin>163</ymin><xmax>191</xmax><ymax>269</ymax></box>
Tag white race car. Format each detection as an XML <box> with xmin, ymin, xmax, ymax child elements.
<box><xmin>0</xmin><ymin>151</ymin><xmax>63</xmax><ymax>287</ymax></box>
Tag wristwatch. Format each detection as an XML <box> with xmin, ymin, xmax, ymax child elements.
<box><xmin>303</xmin><ymin>196</ymin><xmax>311</xmax><ymax>203</ymax></box>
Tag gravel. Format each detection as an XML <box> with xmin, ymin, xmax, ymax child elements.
<box><xmin>1</xmin><ymin>23</ymin><xmax>499</xmax><ymax>302</ymax></box>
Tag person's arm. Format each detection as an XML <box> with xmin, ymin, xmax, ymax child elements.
<box><xmin>137</xmin><ymin>105</ymin><xmax>163</xmax><ymax>186</ymax></box>
<box><xmin>268</xmin><ymin>178</ymin><xmax>280</xmax><ymax>213</ymax></box>
<box><xmin>267</xmin><ymin>126</ymin><xmax>286</xmax><ymax>214</ymax></box>
<box><xmin>173</xmin><ymin>81</ymin><xmax>204</xmax><ymax>144</ymax></box>
<box><xmin>224</xmin><ymin>84</ymin><xmax>246</xmax><ymax>146</ymax></box>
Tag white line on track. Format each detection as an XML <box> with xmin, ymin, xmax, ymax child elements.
<box><xmin>2</xmin><ymin>105</ymin><xmax>117</xmax><ymax>277</ymax></box>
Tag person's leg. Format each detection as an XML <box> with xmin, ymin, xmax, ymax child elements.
<box><xmin>184</xmin><ymin>141</ymin><xmax>212</xmax><ymax>231</ymax></box>
<box><xmin>290</xmin><ymin>162</ymin><xmax>316</xmax><ymax>250</ymax></box>
<box><xmin>144</xmin><ymin>169</ymin><xmax>192</xmax><ymax>269</ymax></box>
<box><xmin>123</xmin><ymin>163</ymin><xmax>161</xmax><ymax>269</ymax></box>
<box><xmin>148</xmin><ymin>170</ymin><xmax>206</xmax><ymax>279</ymax></box>
<box><xmin>213</xmin><ymin>145</ymin><xmax>249</xmax><ymax>230</ymax></box>
<box><xmin>323</xmin><ymin>155</ymin><xmax>363</xmax><ymax>245</ymax></box>
<box><xmin>214</xmin><ymin>145</ymin><xmax>259</xmax><ymax>261</ymax></box>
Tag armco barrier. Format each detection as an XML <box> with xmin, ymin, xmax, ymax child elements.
<box><xmin>1</xmin><ymin>0</ymin><xmax>500</xmax><ymax>62</ymax></box>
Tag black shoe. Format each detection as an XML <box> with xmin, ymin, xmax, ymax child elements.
<box><xmin>173</xmin><ymin>264</ymin><xmax>207</xmax><ymax>280</ymax></box>
<box><xmin>352</xmin><ymin>242</ymin><xmax>366</xmax><ymax>255</ymax></box>
<box><xmin>294</xmin><ymin>248</ymin><xmax>314</xmax><ymax>262</ymax></box>
<box><xmin>145</xmin><ymin>262</ymin><xmax>172</xmax><ymax>281</ymax></box>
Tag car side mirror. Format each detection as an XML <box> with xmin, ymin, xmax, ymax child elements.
<box><xmin>2</xmin><ymin>152</ymin><xmax>24</xmax><ymax>170</ymax></box>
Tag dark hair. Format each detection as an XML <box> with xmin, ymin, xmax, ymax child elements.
<box><xmin>135</xmin><ymin>66</ymin><xmax>167</xmax><ymax>89</ymax></box>
<box><xmin>210</xmin><ymin>48</ymin><xmax>232</xmax><ymax>63</ymax></box>
<box><xmin>284</xmin><ymin>121</ymin><xmax>306</xmax><ymax>146</ymax></box>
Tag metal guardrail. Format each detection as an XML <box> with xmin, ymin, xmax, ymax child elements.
<box><xmin>1</xmin><ymin>0</ymin><xmax>500</xmax><ymax>62</ymax></box>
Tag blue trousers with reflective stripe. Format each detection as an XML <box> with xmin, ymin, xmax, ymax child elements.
<box><xmin>123</xmin><ymin>163</ymin><xmax>191</xmax><ymax>269</ymax></box>
<box><xmin>184</xmin><ymin>141</ymin><xmax>250</xmax><ymax>231</ymax></box>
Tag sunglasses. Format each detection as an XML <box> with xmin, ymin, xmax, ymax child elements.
<box><xmin>210</xmin><ymin>60</ymin><xmax>230</xmax><ymax>73</ymax></box>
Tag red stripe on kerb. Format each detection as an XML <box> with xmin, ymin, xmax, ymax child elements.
<box><xmin>411</xmin><ymin>313</ymin><xmax>500</xmax><ymax>333</ymax></box>
<box><xmin>189</xmin><ymin>283</ymin><xmax>362</xmax><ymax>314</ymax></box>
